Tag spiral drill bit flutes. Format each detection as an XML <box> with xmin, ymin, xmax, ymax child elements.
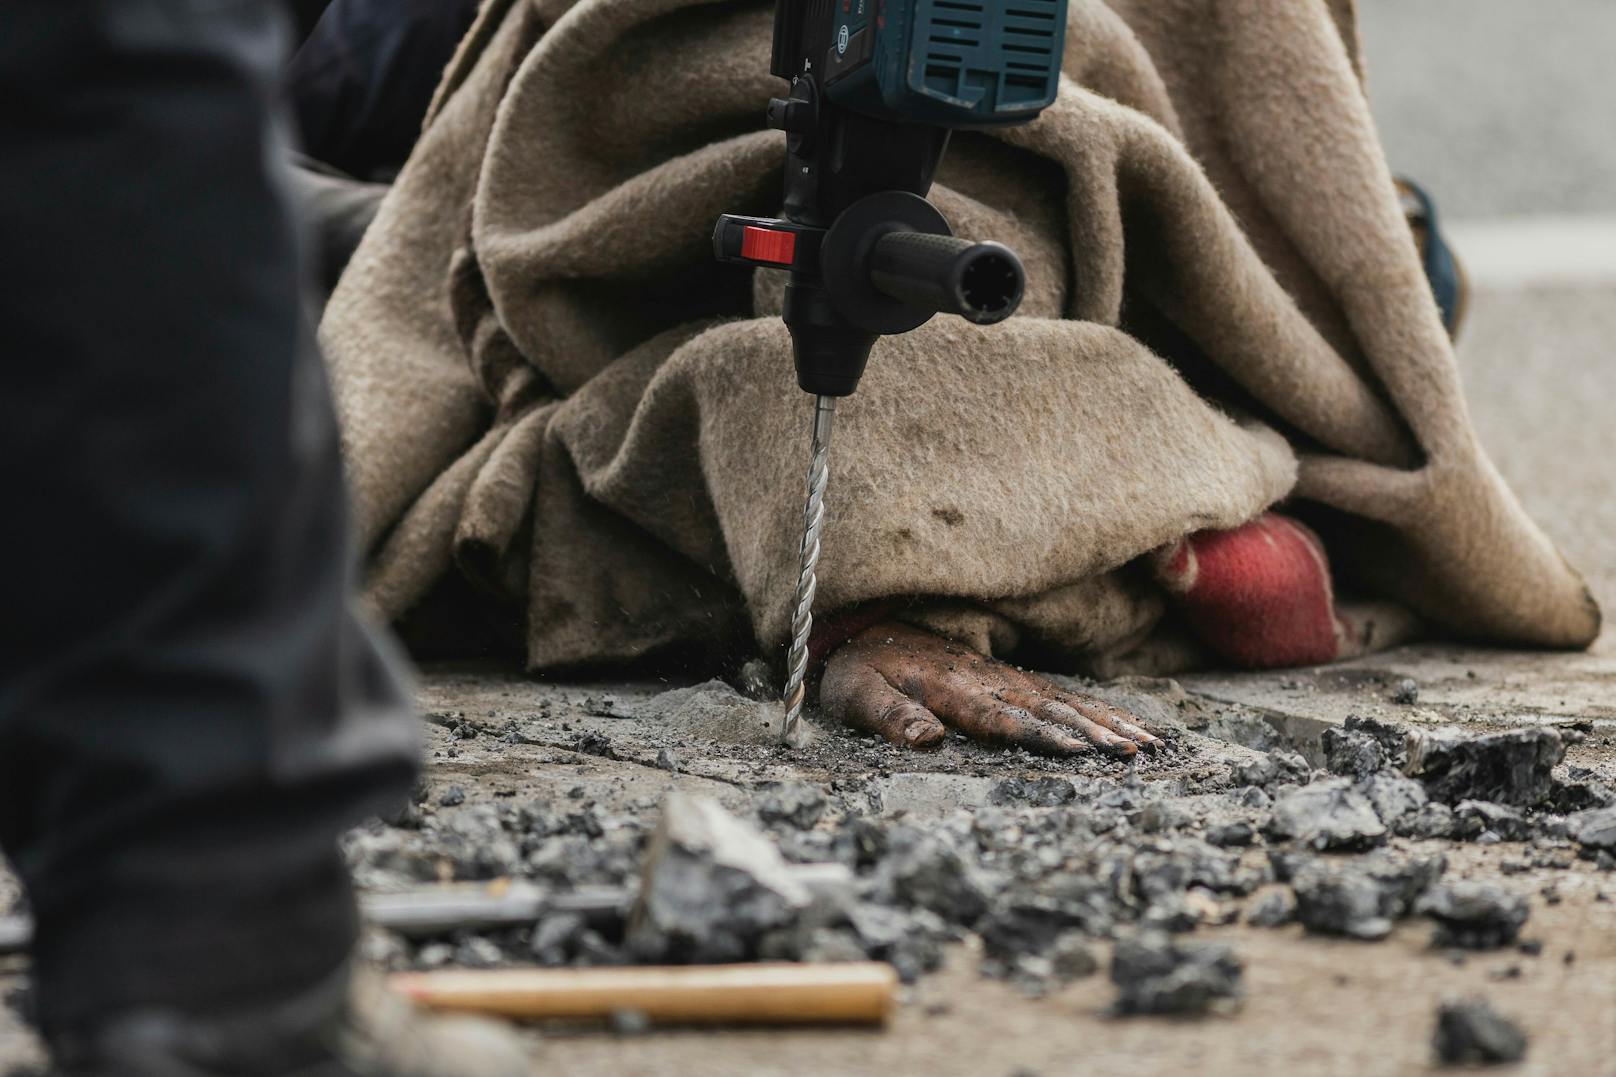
<box><xmin>781</xmin><ymin>395</ymin><xmax>836</xmax><ymax>742</ymax></box>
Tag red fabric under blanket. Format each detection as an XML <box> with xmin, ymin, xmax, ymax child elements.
<box><xmin>1154</xmin><ymin>512</ymin><xmax>1344</xmax><ymax>668</ymax></box>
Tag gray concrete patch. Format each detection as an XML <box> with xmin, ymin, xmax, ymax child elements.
<box><xmin>1183</xmin><ymin>643</ymin><xmax>1616</xmax><ymax>739</ymax></box>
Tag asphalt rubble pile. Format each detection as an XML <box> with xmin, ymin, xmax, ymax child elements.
<box><xmin>341</xmin><ymin>702</ymin><xmax>1616</xmax><ymax>1017</ymax></box>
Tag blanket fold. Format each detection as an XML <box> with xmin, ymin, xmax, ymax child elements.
<box><xmin>321</xmin><ymin>0</ymin><xmax>1600</xmax><ymax>675</ymax></box>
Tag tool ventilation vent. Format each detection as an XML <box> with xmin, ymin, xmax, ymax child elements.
<box><xmin>916</xmin><ymin>0</ymin><xmax>1062</xmax><ymax>114</ymax></box>
<box><xmin>773</xmin><ymin>0</ymin><xmax>837</xmax><ymax>78</ymax></box>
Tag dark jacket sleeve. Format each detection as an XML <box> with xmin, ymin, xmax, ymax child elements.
<box><xmin>286</xmin><ymin>0</ymin><xmax>480</xmax><ymax>179</ymax></box>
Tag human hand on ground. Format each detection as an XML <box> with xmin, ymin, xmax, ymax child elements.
<box><xmin>819</xmin><ymin>623</ymin><xmax>1163</xmax><ymax>757</ymax></box>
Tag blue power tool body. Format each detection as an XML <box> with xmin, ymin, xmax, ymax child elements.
<box><xmin>815</xmin><ymin>0</ymin><xmax>1067</xmax><ymax>126</ymax></box>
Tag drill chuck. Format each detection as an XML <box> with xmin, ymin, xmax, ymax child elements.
<box><xmin>869</xmin><ymin>233</ymin><xmax>1025</xmax><ymax>326</ymax></box>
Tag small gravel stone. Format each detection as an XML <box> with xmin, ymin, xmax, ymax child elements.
<box><xmin>1051</xmin><ymin>933</ymin><xmax>1099</xmax><ymax>982</ymax></box>
<box><xmin>1321</xmin><ymin>727</ymin><xmax>1386</xmax><ymax>779</ymax></box>
<box><xmin>1232</xmin><ymin>750</ymin><xmax>1312</xmax><ymax>789</ymax></box>
<box><xmin>574</xmin><ymin>731</ymin><xmax>618</xmax><ymax>759</ymax></box>
<box><xmin>756</xmin><ymin>781</ymin><xmax>828</xmax><ymax>830</ymax></box>
<box><xmin>1569</xmin><ymin>806</ymin><xmax>1616</xmax><ymax>854</ymax></box>
<box><xmin>987</xmin><ymin>777</ymin><xmax>1078</xmax><ymax>807</ymax></box>
<box><xmin>453</xmin><ymin>934</ymin><xmax>505</xmax><ymax>968</ymax></box>
<box><xmin>1416</xmin><ymin>881</ymin><xmax>1530</xmax><ymax>950</ymax></box>
<box><xmin>1433</xmin><ymin>997</ymin><xmax>1527</xmax><ymax>1066</ymax></box>
<box><xmin>1110</xmin><ymin>932</ymin><xmax>1244</xmax><ymax>1016</ymax></box>
<box><xmin>1244</xmin><ymin>888</ymin><xmax>1296</xmax><ymax>928</ymax></box>
<box><xmin>610</xmin><ymin>1008</ymin><xmax>652</xmax><ymax>1036</ymax></box>
<box><xmin>1398</xmin><ymin>802</ymin><xmax>1457</xmax><ymax>840</ymax></box>
<box><xmin>1204</xmin><ymin>820</ymin><xmax>1255</xmax><ymax>848</ymax></box>
<box><xmin>1454</xmin><ymin>800</ymin><xmax>1532</xmax><ymax>842</ymax></box>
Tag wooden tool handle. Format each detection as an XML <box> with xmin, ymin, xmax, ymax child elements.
<box><xmin>391</xmin><ymin>962</ymin><xmax>897</xmax><ymax>1026</ymax></box>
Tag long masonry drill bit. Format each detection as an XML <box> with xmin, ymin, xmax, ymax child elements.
<box><xmin>781</xmin><ymin>395</ymin><xmax>836</xmax><ymax>742</ymax></box>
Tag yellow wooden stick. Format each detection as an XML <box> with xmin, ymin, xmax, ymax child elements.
<box><xmin>391</xmin><ymin>962</ymin><xmax>898</xmax><ymax>1026</ymax></box>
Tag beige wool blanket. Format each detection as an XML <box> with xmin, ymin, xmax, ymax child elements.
<box><xmin>321</xmin><ymin>0</ymin><xmax>1601</xmax><ymax>675</ymax></box>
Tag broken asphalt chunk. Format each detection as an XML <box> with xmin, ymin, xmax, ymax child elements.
<box><xmin>1244</xmin><ymin>888</ymin><xmax>1296</xmax><ymax>928</ymax></box>
<box><xmin>1321</xmin><ymin>726</ymin><xmax>1386</xmax><ymax>779</ymax></box>
<box><xmin>1292</xmin><ymin>852</ymin><xmax>1446</xmax><ymax>940</ymax></box>
<box><xmin>845</xmin><ymin>903</ymin><xmax>948</xmax><ymax>983</ymax></box>
<box><xmin>1547</xmin><ymin>776</ymin><xmax>1616</xmax><ymax>813</ymax></box>
<box><xmin>1346</xmin><ymin>715</ymin><xmax>1411</xmax><ymax>767</ymax></box>
<box><xmin>1050</xmin><ymin>933</ymin><xmax>1099</xmax><ymax>981</ymax></box>
<box><xmin>1453</xmin><ymin>801</ymin><xmax>1532</xmax><ymax>842</ymax></box>
<box><xmin>628</xmin><ymin>792</ymin><xmax>824</xmax><ymax>963</ymax></box>
<box><xmin>755</xmin><ymin>781</ymin><xmax>828</xmax><ymax>830</ymax></box>
<box><xmin>573</xmin><ymin>731</ymin><xmax>618</xmax><ymax>759</ymax></box>
<box><xmin>1293</xmin><ymin>864</ymin><xmax>1394</xmax><ymax>940</ymax></box>
<box><xmin>1416</xmin><ymin>881</ymin><xmax>1530</xmax><ymax>950</ymax></box>
<box><xmin>1568</xmin><ymin>806</ymin><xmax>1616</xmax><ymax>855</ymax></box>
<box><xmin>1231</xmin><ymin>750</ymin><xmax>1311</xmax><ymax>789</ymax></box>
<box><xmin>872</xmin><ymin>826</ymin><xmax>993</xmax><ymax>926</ymax></box>
<box><xmin>1266</xmin><ymin>778</ymin><xmax>1387</xmax><ymax>850</ymax></box>
<box><xmin>1203</xmin><ymin>819</ymin><xmax>1256</xmax><ymax>848</ymax></box>
<box><xmin>1397</xmin><ymin>801</ymin><xmax>1457</xmax><ymax>840</ymax></box>
<box><xmin>1110</xmin><ymin>932</ymin><xmax>1243</xmax><ymax>1016</ymax></box>
<box><xmin>977</xmin><ymin>896</ymin><xmax>1090</xmax><ymax>964</ymax></box>
<box><xmin>1406</xmin><ymin>727</ymin><xmax>1564</xmax><ymax>808</ymax></box>
<box><xmin>1357</xmin><ymin>772</ymin><xmax>1429</xmax><ymax>828</ymax></box>
<box><xmin>987</xmin><ymin>776</ymin><xmax>1078</xmax><ymax>807</ymax></box>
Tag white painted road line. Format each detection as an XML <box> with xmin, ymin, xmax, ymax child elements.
<box><xmin>1447</xmin><ymin>215</ymin><xmax>1616</xmax><ymax>288</ymax></box>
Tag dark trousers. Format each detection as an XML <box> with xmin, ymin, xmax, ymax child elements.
<box><xmin>287</xmin><ymin>0</ymin><xmax>481</xmax><ymax>180</ymax></box>
<box><xmin>0</xmin><ymin>0</ymin><xmax>418</xmax><ymax>1036</ymax></box>
<box><xmin>282</xmin><ymin>0</ymin><xmax>480</xmax><ymax>291</ymax></box>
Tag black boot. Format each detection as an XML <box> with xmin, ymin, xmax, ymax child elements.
<box><xmin>50</xmin><ymin>965</ymin><xmax>530</xmax><ymax>1077</ymax></box>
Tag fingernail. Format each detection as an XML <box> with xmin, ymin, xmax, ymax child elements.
<box><xmin>904</xmin><ymin>719</ymin><xmax>932</xmax><ymax>744</ymax></box>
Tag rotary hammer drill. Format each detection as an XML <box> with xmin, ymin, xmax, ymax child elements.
<box><xmin>713</xmin><ymin>0</ymin><xmax>1069</xmax><ymax>738</ymax></box>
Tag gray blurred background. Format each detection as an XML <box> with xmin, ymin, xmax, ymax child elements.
<box><xmin>1360</xmin><ymin>0</ymin><xmax>1616</xmax><ymax>217</ymax></box>
<box><xmin>1357</xmin><ymin>0</ymin><xmax>1615</xmax><ymax>635</ymax></box>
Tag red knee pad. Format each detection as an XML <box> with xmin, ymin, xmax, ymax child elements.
<box><xmin>1155</xmin><ymin>513</ymin><xmax>1343</xmax><ymax>669</ymax></box>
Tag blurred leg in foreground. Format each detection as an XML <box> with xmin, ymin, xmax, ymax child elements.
<box><xmin>0</xmin><ymin>2</ymin><xmax>523</xmax><ymax>1071</ymax></box>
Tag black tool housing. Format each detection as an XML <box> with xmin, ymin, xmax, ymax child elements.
<box><xmin>716</xmin><ymin>0</ymin><xmax>1053</xmax><ymax>396</ymax></box>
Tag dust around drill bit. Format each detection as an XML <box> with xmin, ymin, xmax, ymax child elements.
<box><xmin>622</xmin><ymin>679</ymin><xmax>817</xmax><ymax>748</ymax></box>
